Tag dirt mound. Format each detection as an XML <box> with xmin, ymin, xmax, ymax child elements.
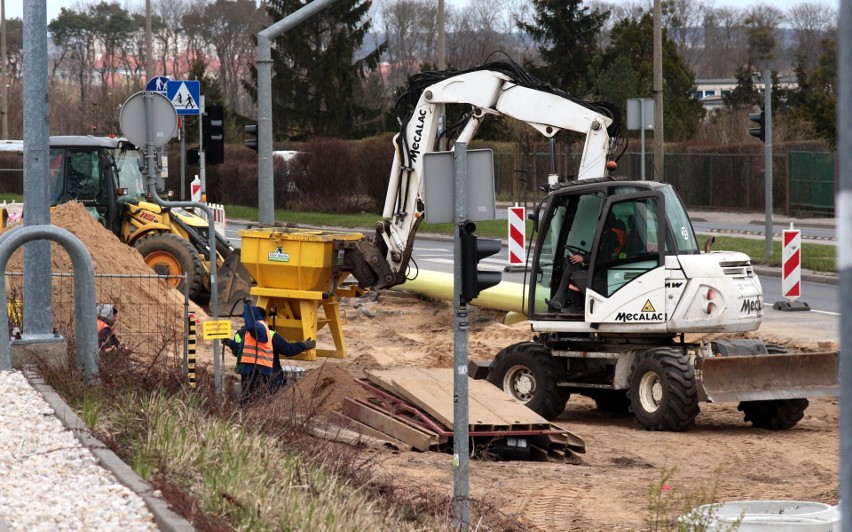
<box><xmin>272</xmin><ymin>362</ymin><xmax>374</xmax><ymax>421</ymax></box>
<box><xmin>3</xmin><ymin>202</ymin><xmax>194</xmax><ymax>357</ymax></box>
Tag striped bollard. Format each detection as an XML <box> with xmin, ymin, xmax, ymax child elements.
<box><xmin>504</xmin><ymin>205</ymin><xmax>526</xmax><ymax>272</ymax></box>
<box><xmin>187</xmin><ymin>312</ymin><xmax>197</xmax><ymax>387</ymax></box>
<box><xmin>773</xmin><ymin>223</ymin><xmax>810</xmax><ymax>311</ymax></box>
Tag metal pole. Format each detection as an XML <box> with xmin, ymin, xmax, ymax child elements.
<box><xmin>640</xmin><ymin>103</ymin><xmax>646</xmax><ymax>181</ymax></box>
<box><xmin>256</xmin><ymin>0</ymin><xmax>342</xmax><ymax>226</ymax></box>
<box><xmin>22</xmin><ymin>0</ymin><xmax>53</xmax><ymax>340</ymax></box>
<box><xmin>199</xmin><ymin>95</ymin><xmax>206</xmax><ymax>200</ymax></box>
<box><xmin>836</xmin><ymin>1</ymin><xmax>851</xmax><ymax>528</ymax></box>
<box><xmin>653</xmin><ymin>0</ymin><xmax>664</xmax><ymax>181</ymax></box>
<box><xmin>1</xmin><ymin>0</ymin><xmax>8</xmax><ymax>139</ymax></box>
<box><xmin>144</xmin><ymin>92</ymin><xmax>222</xmax><ymax>395</ymax></box>
<box><xmin>437</xmin><ymin>0</ymin><xmax>446</xmax><ymax>70</ymax></box>
<box><xmin>452</xmin><ymin>142</ymin><xmax>470</xmax><ymax>529</ymax></box>
<box><xmin>180</xmin><ymin>119</ymin><xmax>185</xmax><ymax>200</ymax></box>
<box><xmin>764</xmin><ymin>70</ymin><xmax>773</xmax><ymax>259</ymax></box>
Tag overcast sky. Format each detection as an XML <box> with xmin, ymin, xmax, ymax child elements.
<box><xmin>5</xmin><ymin>0</ymin><xmax>841</xmax><ymax>26</ymax></box>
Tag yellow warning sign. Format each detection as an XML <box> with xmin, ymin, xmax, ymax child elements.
<box><xmin>202</xmin><ymin>319</ymin><xmax>232</xmax><ymax>340</ymax></box>
<box><xmin>642</xmin><ymin>300</ymin><xmax>656</xmax><ymax>313</ymax></box>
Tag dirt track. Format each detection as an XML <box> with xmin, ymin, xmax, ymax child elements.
<box><xmin>245</xmin><ymin>291</ymin><xmax>839</xmax><ymax>531</ymax></box>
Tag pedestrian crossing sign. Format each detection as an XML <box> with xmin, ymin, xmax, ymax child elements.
<box><xmin>166</xmin><ymin>80</ymin><xmax>201</xmax><ymax>115</ymax></box>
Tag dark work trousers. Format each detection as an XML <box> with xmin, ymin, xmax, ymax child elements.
<box><xmin>240</xmin><ymin>368</ymin><xmax>270</xmax><ymax>406</ymax></box>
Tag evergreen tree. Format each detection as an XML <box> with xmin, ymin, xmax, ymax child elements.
<box><xmin>787</xmin><ymin>31</ymin><xmax>837</xmax><ymax>147</ymax></box>
<box><xmin>263</xmin><ymin>0</ymin><xmax>385</xmax><ymax>139</ymax></box>
<box><xmin>517</xmin><ymin>0</ymin><xmax>609</xmax><ymax>96</ymax></box>
<box><xmin>593</xmin><ymin>14</ymin><xmax>705</xmax><ymax>142</ymax></box>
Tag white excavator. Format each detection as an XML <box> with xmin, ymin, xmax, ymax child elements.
<box><xmin>342</xmin><ymin>61</ymin><xmax>838</xmax><ymax>431</ymax></box>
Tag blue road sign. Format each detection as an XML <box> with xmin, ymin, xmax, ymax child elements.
<box><xmin>166</xmin><ymin>80</ymin><xmax>201</xmax><ymax>116</ymax></box>
<box><xmin>146</xmin><ymin>76</ymin><xmax>170</xmax><ymax>93</ymax></box>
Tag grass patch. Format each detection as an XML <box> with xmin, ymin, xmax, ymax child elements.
<box><xmin>37</xmin><ymin>344</ymin><xmax>524</xmax><ymax>530</ymax></box>
<box><xmin>646</xmin><ymin>467</ymin><xmax>740</xmax><ymax>531</ymax></box>
<box><xmin>707</xmin><ymin>235</ymin><xmax>835</xmax><ymax>273</ymax></box>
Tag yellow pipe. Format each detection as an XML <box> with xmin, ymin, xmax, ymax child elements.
<box><xmin>390</xmin><ymin>269</ymin><xmax>531</xmax><ymax>318</ymax></box>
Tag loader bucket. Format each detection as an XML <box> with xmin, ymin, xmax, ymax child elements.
<box><xmin>217</xmin><ymin>249</ymin><xmax>254</xmax><ymax>315</ymax></box>
<box><xmin>695</xmin><ymin>352</ymin><xmax>838</xmax><ymax>403</ymax></box>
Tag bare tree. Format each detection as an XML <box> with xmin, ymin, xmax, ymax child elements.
<box><xmin>787</xmin><ymin>2</ymin><xmax>837</xmax><ymax>76</ymax></box>
<box><xmin>196</xmin><ymin>0</ymin><xmax>266</xmax><ymax>112</ymax></box>
<box><xmin>447</xmin><ymin>0</ymin><xmax>518</xmax><ymax>68</ymax></box>
<box><xmin>700</xmin><ymin>6</ymin><xmax>746</xmax><ymax>79</ymax></box>
<box><xmin>156</xmin><ymin>0</ymin><xmax>189</xmax><ymax>78</ymax></box>
<box><xmin>377</xmin><ymin>0</ymin><xmax>438</xmax><ymax>88</ymax></box>
<box><xmin>743</xmin><ymin>3</ymin><xmax>784</xmax><ymax>71</ymax></box>
<box><xmin>661</xmin><ymin>0</ymin><xmax>708</xmax><ymax>74</ymax></box>
<box><xmin>591</xmin><ymin>0</ymin><xmax>644</xmax><ymax>50</ymax></box>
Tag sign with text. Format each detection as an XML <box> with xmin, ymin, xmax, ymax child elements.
<box><xmin>202</xmin><ymin>319</ymin><xmax>232</xmax><ymax>340</ymax></box>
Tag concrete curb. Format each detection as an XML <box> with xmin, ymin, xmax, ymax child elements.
<box><xmin>23</xmin><ymin>370</ymin><xmax>195</xmax><ymax>532</ymax></box>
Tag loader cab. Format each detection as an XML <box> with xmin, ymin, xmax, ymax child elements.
<box><xmin>49</xmin><ymin>136</ymin><xmax>123</xmax><ymax>236</ymax></box>
<box><xmin>529</xmin><ymin>180</ymin><xmax>699</xmax><ymax>323</ymax></box>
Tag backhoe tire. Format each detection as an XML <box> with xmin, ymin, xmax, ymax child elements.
<box><xmin>737</xmin><ymin>399</ymin><xmax>809</xmax><ymax>430</ymax></box>
<box><xmin>628</xmin><ymin>348</ymin><xmax>700</xmax><ymax>431</ymax></box>
<box><xmin>487</xmin><ymin>342</ymin><xmax>569</xmax><ymax>420</ymax></box>
<box><xmin>135</xmin><ymin>233</ymin><xmax>205</xmax><ymax>301</ymax></box>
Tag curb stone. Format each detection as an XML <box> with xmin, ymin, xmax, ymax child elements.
<box><xmin>23</xmin><ymin>370</ymin><xmax>195</xmax><ymax>532</ymax></box>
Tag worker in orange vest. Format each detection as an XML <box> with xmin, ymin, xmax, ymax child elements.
<box><xmin>224</xmin><ymin>300</ymin><xmax>315</xmax><ymax>405</ymax></box>
<box><xmin>96</xmin><ymin>304</ymin><xmax>121</xmax><ymax>352</ymax></box>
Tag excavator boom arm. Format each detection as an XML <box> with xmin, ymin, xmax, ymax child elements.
<box><xmin>351</xmin><ymin>63</ymin><xmax>621</xmax><ymax>291</ymax></box>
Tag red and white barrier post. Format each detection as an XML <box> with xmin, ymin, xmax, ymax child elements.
<box><xmin>505</xmin><ymin>205</ymin><xmax>526</xmax><ymax>272</ymax></box>
<box><xmin>774</xmin><ymin>223</ymin><xmax>810</xmax><ymax>311</ymax></box>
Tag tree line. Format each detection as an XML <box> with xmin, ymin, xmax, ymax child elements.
<box><xmin>0</xmin><ymin>0</ymin><xmax>838</xmax><ymax>148</ymax></box>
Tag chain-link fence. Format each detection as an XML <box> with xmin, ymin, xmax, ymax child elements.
<box><xmin>493</xmin><ymin>148</ymin><xmax>836</xmax><ymax>217</ymax></box>
<box><xmin>5</xmin><ymin>272</ymin><xmax>188</xmax><ymax>361</ymax></box>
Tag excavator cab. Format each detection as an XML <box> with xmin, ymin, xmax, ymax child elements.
<box><xmin>529</xmin><ymin>180</ymin><xmax>693</xmax><ymax>325</ymax></box>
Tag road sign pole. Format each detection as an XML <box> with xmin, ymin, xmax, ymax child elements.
<box><xmin>452</xmin><ymin>142</ymin><xmax>471</xmax><ymax>530</ymax></box>
<box><xmin>199</xmin><ymin>95</ymin><xmax>206</xmax><ymax>200</ymax></box>
<box><xmin>180</xmin><ymin>118</ymin><xmax>185</xmax><ymax>200</ymax></box>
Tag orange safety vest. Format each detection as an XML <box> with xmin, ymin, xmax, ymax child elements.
<box><xmin>97</xmin><ymin>320</ymin><xmax>108</xmax><ymax>335</ymax></box>
<box><xmin>611</xmin><ymin>227</ymin><xmax>626</xmax><ymax>255</ymax></box>
<box><xmin>241</xmin><ymin>321</ymin><xmax>274</xmax><ymax>369</ymax></box>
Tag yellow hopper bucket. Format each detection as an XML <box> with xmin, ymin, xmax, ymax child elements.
<box><xmin>238</xmin><ymin>227</ymin><xmax>363</xmax><ymax>361</ymax></box>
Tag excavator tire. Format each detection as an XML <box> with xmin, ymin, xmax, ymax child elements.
<box><xmin>735</xmin><ymin>342</ymin><xmax>809</xmax><ymax>430</ymax></box>
<box><xmin>486</xmin><ymin>342</ymin><xmax>569</xmax><ymax>420</ymax></box>
<box><xmin>628</xmin><ymin>348</ymin><xmax>700</xmax><ymax>431</ymax></box>
<box><xmin>737</xmin><ymin>399</ymin><xmax>809</xmax><ymax>430</ymax></box>
<box><xmin>135</xmin><ymin>233</ymin><xmax>205</xmax><ymax>301</ymax></box>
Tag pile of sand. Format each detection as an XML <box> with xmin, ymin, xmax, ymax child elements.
<box><xmin>270</xmin><ymin>362</ymin><xmax>375</xmax><ymax>421</ymax></box>
<box><xmin>3</xmin><ymin>202</ymin><xmax>195</xmax><ymax>356</ymax></box>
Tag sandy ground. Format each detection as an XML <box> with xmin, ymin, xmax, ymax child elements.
<box><xmin>198</xmin><ymin>290</ymin><xmax>839</xmax><ymax>531</ymax></box>
<box><xmin>41</xmin><ymin>204</ymin><xmax>836</xmax><ymax>530</ymax></box>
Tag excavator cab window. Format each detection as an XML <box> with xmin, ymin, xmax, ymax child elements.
<box><xmin>589</xmin><ymin>193</ymin><xmax>665</xmax><ymax>298</ymax></box>
<box><xmin>50</xmin><ymin>147</ymin><xmax>119</xmax><ymax>233</ymax></box>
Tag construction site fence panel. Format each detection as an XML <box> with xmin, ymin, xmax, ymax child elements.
<box><xmin>494</xmin><ymin>150</ymin><xmax>836</xmax><ymax>218</ymax></box>
<box><xmin>4</xmin><ymin>272</ymin><xmax>188</xmax><ymax>364</ymax></box>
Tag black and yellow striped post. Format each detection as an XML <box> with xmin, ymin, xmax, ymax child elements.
<box><xmin>187</xmin><ymin>312</ymin><xmax>197</xmax><ymax>388</ymax></box>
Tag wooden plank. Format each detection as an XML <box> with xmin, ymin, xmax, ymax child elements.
<box><xmin>365</xmin><ymin>368</ymin><xmax>551</xmax><ymax>428</ymax></box>
<box><xmin>342</xmin><ymin>398</ymin><xmax>438</xmax><ymax>452</ymax></box>
<box><xmin>329</xmin><ymin>412</ymin><xmax>413</xmax><ymax>452</ymax></box>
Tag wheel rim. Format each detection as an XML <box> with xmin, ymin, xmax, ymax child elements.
<box><xmin>144</xmin><ymin>251</ymin><xmax>182</xmax><ymax>287</ymax></box>
<box><xmin>638</xmin><ymin>371</ymin><xmax>663</xmax><ymax>413</ymax></box>
<box><xmin>503</xmin><ymin>364</ymin><xmax>536</xmax><ymax>402</ymax></box>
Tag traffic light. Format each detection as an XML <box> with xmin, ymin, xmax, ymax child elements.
<box><xmin>202</xmin><ymin>104</ymin><xmax>224</xmax><ymax>165</ymax></box>
<box><xmin>460</xmin><ymin>220</ymin><xmax>502</xmax><ymax>303</ymax></box>
<box><xmin>244</xmin><ymin>124</ymin><xmax>258</xmax><ymax>151</ymax></box>
<box><xmin>186</xmin><ymin>148</ymin><xmax>200</xmax><ymax>166</ymax></box>
<box><xmin>749</xmin><ymin>109</ymin><xmax>765</xmax><ymax>142</ymax></box>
